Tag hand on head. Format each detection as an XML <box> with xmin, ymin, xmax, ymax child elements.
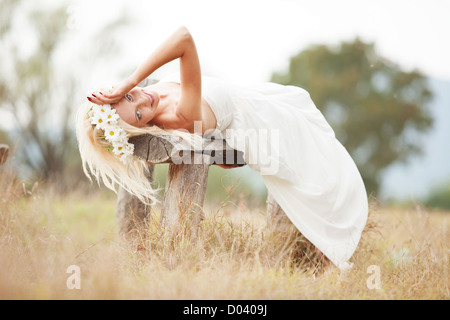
<box><xmin>87</xmin><ymin>78</ymin><xmax>136</xmax><ymax>105</ymax></box>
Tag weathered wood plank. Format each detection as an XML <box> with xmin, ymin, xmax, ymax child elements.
<box><xmin>129</xmin><ymin>134</ymin><xmax>245</xmax><ymax>167</ymax></box>
<box><xmin>0</xmin><ymin>144</ymin><xmax>9</xmax><ymax>166</ymax></box>
<box><xmin>116</xmin><ymin>164</ymin><xmax>154</xmax><ymax>242</ymax></box>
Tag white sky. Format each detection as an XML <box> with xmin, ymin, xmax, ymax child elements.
<box><xmin>70</xmin><ymin>0</ymin><xmax>450</xmax><ymax>84</ymax></box>
<box><xmin>65</xmin><ymin>0</ymin><xmax>448</xmax><ymax>200</ymax></box>
<box><xmin>69</xmin><ymin>0</ymin><xmax>448</xmax><ymax>200</ymax></box>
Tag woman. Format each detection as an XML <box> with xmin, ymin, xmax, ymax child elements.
<box><xmin>76</xmin><ymin>26</ymin><xmax>368</xmax><ymax>270</ymax></box>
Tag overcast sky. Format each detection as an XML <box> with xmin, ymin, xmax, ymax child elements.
<box><xmin>71</xmin><ymin>0</ymin><xmax>450</xmax><ymax>84</ymax></box>
<box><xmin>5</xmin><ymin>0</ymin><xmax>449</xmax><ymax>199</ymax></box>
<box><xmin>69</xmin><ymin>0</ymin><xmax>449</xmax><ymax>200</ymax></box>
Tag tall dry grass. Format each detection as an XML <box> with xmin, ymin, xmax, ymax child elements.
<box><xmin>0</xmin><ymin>165</ymin><xmax>448</xmax><ymax>299</ymax></box>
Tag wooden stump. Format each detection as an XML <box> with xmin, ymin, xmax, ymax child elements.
<box><xmin>118</xmin><ymin>133</ymin><xmax>246</xmax><ymax>241</ymax></box>
<box><xmin>0</xmin><ymin>144</ymin><xmax>9</xmax><ymax>166</ymax></box>
<box><xmin>266</xmin><ymin>193</ymin><xmax>294</xmax><ymax>231</ymax></box>
<box><xmin>128</xmin><ymin>133</ymin><xmax>245</xmax><ymax>238</ymax></box>
<box><xmin>116</xmin><ymin>164</ymin><xmax>154</xmax><ymax>241</ymax></box>
<box><xmin>161</xmin><ymin>153</ymin><xmax>211</xmax><ymax>238</ymax></box>
<box><xmin>266</xmin><ymin>193</ymin><xmax>327</xmax><ymax>268</ymax></box>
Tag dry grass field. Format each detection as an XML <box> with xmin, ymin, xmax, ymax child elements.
<box><xmin>0</xmin><ymin>167</ymin><xmax>448</xmax><ymax>300</ymax></box>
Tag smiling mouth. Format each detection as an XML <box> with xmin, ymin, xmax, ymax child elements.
<box><xmin>142</xmin><ymin>91</ymin><xmax>154</xmax><ymax>106</ymax></box>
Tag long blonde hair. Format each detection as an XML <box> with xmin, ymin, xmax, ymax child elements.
<box><xmin>75</xmin><ymin>100</ymin><xmax>202</xmax><ymax>205</ymax></box>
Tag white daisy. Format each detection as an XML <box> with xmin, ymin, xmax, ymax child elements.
<box><xmin>104</xmin><ymin>126</ymin><xmax>125</xmax><ymax>142</ymax></box>
<box><xmin>103</xmin><ymin>111</ymin><xmax>120</xmax><ymax>126</ymax></box>
<box><xmin>96</xmin><ymin>104</ymin><xmax>110</xmax><ymax>115</ymax></box>
<box><xmin>123</xmin><ymin>143</ymin><xmax>134</xmax><ymax>155</ymax></box>
<box><xmin>90</xmin><ymin>114</ymin><xmax>107</xmax><ymax>130</ymax></box>
<box><xmin>112</xmin><ymin>144</ymin><xmax>125</xmax><ymax>156</ymax></box>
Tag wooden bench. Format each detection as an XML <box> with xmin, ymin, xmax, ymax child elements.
<box><xmin>116</xmin><ymin>133</ymin><xmax>286</xmax><ymax>240</ymax></box>
<box><xmin>0</xmin><ymin>144</ymin><xmax>9</xmax><ymax>166</ymax></box>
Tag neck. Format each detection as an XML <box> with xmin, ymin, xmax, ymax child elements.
<box><xmin>144</xmin><ymin>83</ymin><xmax>179</xmax><ymax>128</ymax></box>
<box><xmin>149</xmin><ymin>95</ymin><xmax>173</xmax><ymax>127</ymax></box>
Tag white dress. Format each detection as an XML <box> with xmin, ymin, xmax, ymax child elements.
<box><xmin>159</xmin><ymin>73</ymin><xmax>368</xmax><ymax>270</ymax></box>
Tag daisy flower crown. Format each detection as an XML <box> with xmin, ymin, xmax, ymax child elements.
<box><xmin>87</xmin><ymin>103</ymin><xmax>134</xmax><ymax>164</ymax></box>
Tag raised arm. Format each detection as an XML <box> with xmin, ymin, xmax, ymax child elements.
<box><xmin>89</xmin><ymin>26</ymin><xmax>202</xmax><ymax>121</ymax></box>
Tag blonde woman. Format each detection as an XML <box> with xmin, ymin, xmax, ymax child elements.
<box><xmin>76</xmin><ymin>26</ymin><xmax>368</xmax><ymax>270</ymax></box>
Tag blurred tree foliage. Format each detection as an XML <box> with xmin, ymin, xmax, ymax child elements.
<box><xmin>424</xmin><ymin>182</ymin><xmax>450</xmax><ymax>210</ymax></box>
<box><xmin>272</xmin><ymin>39</ymin><xmax>433</xmax><ymax>195</ymax></box>
<box><xmin>0</xmin><ymin>0</ymin><xmax>132</xmax><ymax>190</ymax></box>
<box><xmin>153</xmin><ymin>164</ymin><xmax>267</xmax><ymax>207</ymax></box>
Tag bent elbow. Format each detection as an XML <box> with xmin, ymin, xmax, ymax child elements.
<box><xmin>177</xmin><ymin>26</ymin><xmax>193</xmax><ymax>42</ymax></box>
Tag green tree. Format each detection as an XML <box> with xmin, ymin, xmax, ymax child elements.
<box><xmin>272</xmin><ymin>39</ymin><xmax>433</xmax><ymax>195</ymax></box>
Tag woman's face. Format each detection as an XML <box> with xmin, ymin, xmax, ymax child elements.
<box><xmin>112</xmin><ymin>87</ymin><xmax>160</xmax><ymax>127</ymax></box>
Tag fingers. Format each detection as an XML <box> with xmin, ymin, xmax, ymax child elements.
<box><xmin>87</xmin><ymin>91</ymin><xmax>120</xmax><ymax>105</ymax></box>
<box><xmin>86</xmin><ymin>93</ymin><xmax>103</xmax><ymax>105</ymax></box>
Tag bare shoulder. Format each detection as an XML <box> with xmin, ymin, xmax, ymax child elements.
<box><xmin>152</xmin><ymin>81</ymin><xmax>216</xmax><ymax>134</ymax></box>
